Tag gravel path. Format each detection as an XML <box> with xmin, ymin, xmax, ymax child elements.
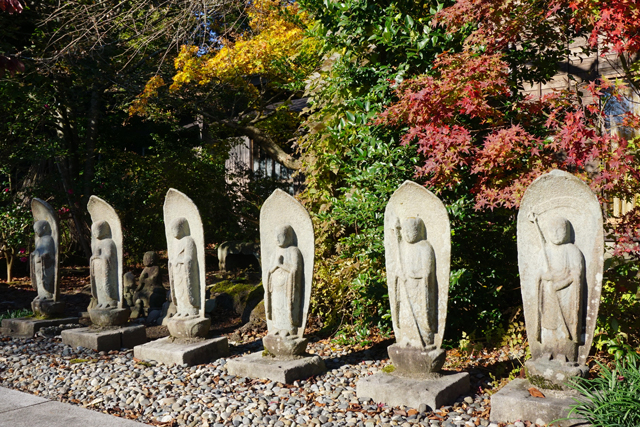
<box><xmin>0</xmin><ymin>332</ymin><xmax>516</xmax><ymax>427</ymax></box>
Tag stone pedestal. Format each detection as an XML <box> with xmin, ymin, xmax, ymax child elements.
<box><xmin>356</xmin><ymin>371</ymin><xmax>469</xmax><ymax>411</ymax></box>
<box><xmin>61</xmin><ymin>324</ymin><xmax>146</xmax><ymax>351</ymax></box>
<box><xmin>31</xmin><ymin>299</ymin><xmax>65</xmax><ymax>317</ymax></box>
<box><xmin>525</xmin><ymin>359</ymin><xmax>589</xmax><ymax>390</ymax></box>
<box><xmin>388</xmin><ymin>343</ymin><xmax>446</xmax><ymax>374</ymax></box>
<box><xmin>89</xmin><ymin>307</ymin><xmax>131</xmax><ymax>327</ymax></box>
<box><xmin>490</xmin><ymin>378</ymin><xmax>585</xmax><ymax>426</ymax></box>
<box><xmin>165</xmin><ymin>316</ymin><xmax>211</xmax><ymax>339</ymax></box>
<box><xmin>263</xmin><ymin>334</ymin><xmax>307</xmax><ymax>357</ymax></box>
<box><xmin>134</xmin><ymin>336</ymin><xmax>229</xmax><ymax>366</ymax></box>
<box><xmin>2</xmin><ymin>317</ymin><xmax>79</xmax><ymax>338</ymax></box>
<box><xmin>226</xmin><ymin>352</ymin><xmax>326</xmax><ymax>384</ymax></box>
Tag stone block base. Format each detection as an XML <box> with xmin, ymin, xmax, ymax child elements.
<box><xmin>356</xmin><ymin>371</ymin><xmax>470</xmax><ymax>410</ymax></box>
<box><xmin>490</xmin><ymin>379</ymin><xmax>586</xmax><ymax>426</ymax></box>
<box><xmin>226</xmin><ymin>352</ymin><xmax>326</xmax><ymax>383</ymax></box>
<box><xmin>61</xmin><ymin>324</ymin><xmax>146</xmax><ymax>351</ymax></box>
<box><xmin>1</xmin><ymin>317</ymin><xmax>79</xmax><ymax>338</ymax></box>
<box><xmin>134</xmin><ymin>336</ymin><xmax>229</xmax><ymax>366</ymax></box>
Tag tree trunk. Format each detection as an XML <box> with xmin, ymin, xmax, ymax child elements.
<box><xmin>6</xmin><ymin>253</ymin><xmax>14</xmax><ymax>283</ymax></box>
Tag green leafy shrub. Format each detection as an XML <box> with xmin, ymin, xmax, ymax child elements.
<box><xmin>564</xmin><ymin>352</ymin><xmax>640</xmax><ymax>426</ymax></box>
<box><xmin>594</xmin><ymin>257</ymin><xmax>640</xmax><ymax>357</ymax></box>
<box><xmin>0</xmin><ymin>308</ymin><xmax>33</xmax><ymax>320</ymax></box>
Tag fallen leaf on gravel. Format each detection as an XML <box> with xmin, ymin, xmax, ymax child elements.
<box><xmin>528</xmin><ymin>387</ymin><xmax>545</xmax><ymax>398</ymax></box>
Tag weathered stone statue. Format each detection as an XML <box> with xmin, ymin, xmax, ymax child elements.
<box><xmin>135</xmin><ymin>251</ymin><xmax>166</xmax><ymax>316</ymax></box>
<box><xmin>265</xmin><ymin>225</ymin><xmax>303</xmax><ymax>333</ymax></box>
<box><xmin>356</xmin><ymin>182</ymin><xmax>468</xmax><ymax>409</ymax></box>
<box><xmin>87</xmin><ymin>196</ymin><xmax>130</xmax><ymax>326</ymax></box>
<box><xmin>164</xmin><ymin>189</ymin><xmax>210</xmax><ymax>338</ymax></box>
<box><xmin>30</xmin><ymin>198</ymin><xmax>64</xmax><ymax>316</ymax></box>
<box><xmin>261</xmin><ymin>189</ymin><xmax>314</xmax><ymax>357</ymax></box>
<box><xmin>518</xmin><ymin>169</ymin><xmax>603</xmax><ymax>387</ymax></box>
<box><xmin>226</xmin><ymin>189</ymin><xmax>323</xmax><ymax>382</ymax></box>
<box><xmin>384</xmin><ymin>181</ymin><xmax>450</xmax><ymax>374</ymax></box>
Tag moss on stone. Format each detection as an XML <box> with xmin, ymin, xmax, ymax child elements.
<box><xmin>527</xmin><ymin>373</ymin><xmax>563</xmax><ymax>390</ymax></box>
<box><xmin>382</xmin><ymin>364</ymin><xmax>396</xmax><ymax>373</ymax></box>
<box><xmin>209</xmin><ymin>280</ymin><xmax>256</xmax><ymax>295</ymax></box>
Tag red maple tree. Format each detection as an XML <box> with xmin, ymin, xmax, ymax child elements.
<box><xmin>380</xmin><ymin>0</ymin><xmax>640</xmax><ymax>257</ymax></box>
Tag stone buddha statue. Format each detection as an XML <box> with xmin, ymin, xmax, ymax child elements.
<box><xmin>265</xmin><ymin>224</ymin><xmax>304</xmax><ymax>336</ymax></box>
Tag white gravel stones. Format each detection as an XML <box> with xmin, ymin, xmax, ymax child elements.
<box><xmin>0</xmin><ymin>335</ymin><xmax>492</xmax><ymax>426</ymax></box>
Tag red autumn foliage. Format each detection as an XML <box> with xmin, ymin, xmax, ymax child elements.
<box><xmin>554</xmin><ymin>0</ymin><xmax>640</xmax><ymax>55</ymax></box>
<box><xmin>380</xmin><ymin>51</ymin><xmax>640</xmax><ymax>258</ymax></box>
<box><xmin>0</xmin><ymin>0</ymin><xmax>22</xmax><ymax>14</ymax></box>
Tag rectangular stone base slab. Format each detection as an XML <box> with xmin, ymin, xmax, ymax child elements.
<box><xmin>490</xmin><ymin>379</ymin><xmax>586</xmax><ymax>426</ymax></box>
<box><xmin>134</xmin><ymin>336</ymin><xmax>229</xmax><ymax>366</ymax></box>
<box><xmin>61</xmin><ymin>324</ymin><xmax>146</xmax><ymax>351</ymax></box>
<box><xmin>356</xmin><ymin>371</ymin><xmax>470</xmax><ymax>411</ymax></box>
<box><xmin>226</xmin><ymin>352</ymin><xmax>326</xmax><ymax>383</ymax></box>
<box><xmin>1</xmin><ymin>317</ymin><xmax>79</xmax><ymax>338</ymax></box>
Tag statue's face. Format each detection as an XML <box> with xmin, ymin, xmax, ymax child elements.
<box><xmin>171</xmin><ymin>217</ymin><xmax>190</xmax><ymax>239</ymax></box>
<box><xmin>34</xmin><ymin>220</ymin><xmax>51</xmax><ymax>237</ymax></box>
<box><xmin>276</xmin><ymin>225</ymin><xmax>293</xmax><ymax>248</ymax></box>
<box><xmin>401</xmin><ymin>217</ymin><xmax>425</xmax><ymax>244</ymax></box>
<box><xmin>143</xmin><ymin>251</ymin><xmax>157</xmax><ymax>266</ymax></box>
<box><xmin>546</xmin><ymin>216</ymin><xmax>570</xmax><ymax>245</ymax></box>
<box><xmin>92</xmin><ymin>220</ymin><xmax>111</xmax><ymax>240</ymax></box>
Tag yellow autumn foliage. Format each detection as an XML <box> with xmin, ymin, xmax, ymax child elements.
<box><xmin>130</xmin><ymin>0</ymin><xmax>318</xmax><ymax>117</ymax></box>
<box><xmin>170</xmin><ymin>0</ymin><xmax>318</xmax><ymax>90</ymax></box>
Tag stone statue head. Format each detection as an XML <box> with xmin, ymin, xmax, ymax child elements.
<box><xmin>544</xmin><ymin>215</ymin><xmax>571</xmax><ymax>245</ymax></box>
<box><xmin>143</xmin><ymin>251</ymin><xmax>158</xmax><ymax>267</ymax></box>
<box><xmin>276</xmin><ymin>225</ymin><xmax>295</xmax><ymax>248</ymax></box>
<box><xmin>401</xmin><ymin>217</ymin><xmax>426</xmax><ymax>244</ymax></box>
<box><xmin>34</xmin><ymin>220</ymin><xmax>52</xmax><ymax>237</ymax></box>
<box><xmin>92</xmin><ymin>220</ymin><xmax>112</xmax><ymax>240</ymax></box>
<box><xmin>170</xmin><ymin>217</ymin><xmax>190</xmax><ymax>239</ymax></box>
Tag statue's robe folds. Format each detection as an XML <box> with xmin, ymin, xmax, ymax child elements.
<box><xmin>267</xmin><ymin>245</ymin><xmax>303</xmax><ymax>333</ymax></box>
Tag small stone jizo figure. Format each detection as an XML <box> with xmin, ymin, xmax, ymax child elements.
<box><xmin>87</xmin><ymin>195</ymin><xmax>129</xmax><ymax>327</ymax></box>
<box><xmin>265</xmin><ymin>224</ymin><xmax>303</xmax><ymax>335</ymax></box>
<box><xmin>32</xmin><ymin>220</ymin><xmax>56</xmax><ymax>300</ymax></box>
<box><xmin>136</xmin><ymin>251</ymin><xmax>166</xmax><ymax>316</ymax></box>
<box><xmin>529</xmin><ymin>213</ymin><xmax>585</xmax><ymax>363</ymax></box>
<box><xmin>169</xmin><ymin>217</ymin><xmax>200</xmax><ymax>318</ymax></box>
<box><xmin>391</xmin><ymin>217</ymin><xmax>437</xmax><ymax>349</ymax></box>
<box><xmin>163</xmin><ymin>189</ymin><xmax>210</xmax><ymax>338</ymax></box>
<box><xmin>260</xmin><ymin>189</ymin><xmax>315</xmax><ymax>358</ymax></box>
<box><xmin>30</xmin><ymin>198</ymin><xmax>64</xmax><ymax>316</ymax></box>
<box><xmin>91</xmin><ymin>220</ymin><xmax>119</xmax><ymax>309</ymax></box>
<box><xmin>518</xmin><ymin>170</ymin><xmax>604</xmax><ymax>388</ymax></box>
<box><xmin>384</xmin><ymin>181</ymin><xmax>451</xmax><ymax>375</ymax></box>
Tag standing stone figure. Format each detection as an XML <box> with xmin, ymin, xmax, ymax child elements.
<box><xmin>518</xmin><ymin>170</ymin><xmax>603</xmax><ymax>387</ymax></box>
<box><xmin>384</xmin><ymin>181</ymin><xmax>450</xmax><ymax>374</ymax></box>
<box><xmin>265</xmin><ymin>225</ymin><xmax>303</xmax><ymax>334</ymax></box>
<box><xmin>163</xmin><ymin>189</ymin><xmax>210</xmax><ymax>338</ymax></box>
<box><xmin>261</xmin><ymin>189</ymin><xmax>314</xmax><ymax>357</ymax></box>
<box><xmin>390</xmin><ymin>217</ymin><xmax>437</xmax><ymax>348</ymax></box>
<box><xmin>530</xmin><ymin>214</ymin><xmax>584</xmax><ymax>363</ymax></box>
<box><xmin>87</xmin><ymin>196</ymin><xmax>130</xmax><ymax>326</ymax></box>
<box><xmin>30</xmin><ymin>198</ymin><xmax>64</xmax><ymax>316</ymax></box>
<box><xmin>169</xmin><ymin>217</ymin><xmax>200</xmax><ymax>317</ymax></box>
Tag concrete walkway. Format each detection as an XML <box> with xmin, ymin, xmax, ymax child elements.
<box><xmin>0</xmin><ymin>387</ymin><xmax>148</xmax><ymax>426</ymax></box>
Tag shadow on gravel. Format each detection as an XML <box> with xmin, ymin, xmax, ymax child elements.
<box><xmin>324</xmin><ymin>338</ymin><xmax>395</xmax><ymax>370</ymax></box>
